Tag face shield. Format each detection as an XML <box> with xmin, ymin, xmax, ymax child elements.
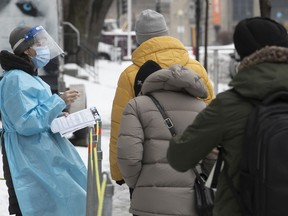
<box><xmin>26</xmin><ymin>25</ymin><xmax>64</xmax><ymax>59</ymax></box>
<box><xmin>13</xmin><ymin>25</ymin><xmax>64</xmax><ymax>59</ymax></box>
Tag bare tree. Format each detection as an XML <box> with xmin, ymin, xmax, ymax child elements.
<box><xmin>63</xmin><ymin>0</ymin><xmax>113</xmax><ymax>58</ymax></box>
<box><xmin>259</xmin><ymin>0</ymin><xmax>271</xmax><ymax>18</ymax></box>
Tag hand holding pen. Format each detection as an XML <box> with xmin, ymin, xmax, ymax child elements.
<box><xmin>59</xmin><ymin>89</ymin><xmax>80</xmax><ymax>105</ymax></box>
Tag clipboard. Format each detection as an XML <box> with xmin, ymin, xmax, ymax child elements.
<box><xmin>51</xmin><ymin>107</ymin><xmax>100</xmax><ymax>137</ymax></box>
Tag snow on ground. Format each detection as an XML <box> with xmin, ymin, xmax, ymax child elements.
<box><xmin>63</xmin><ymin>60</ymin><xmax>131</xmax><ymax>126</ymax></box>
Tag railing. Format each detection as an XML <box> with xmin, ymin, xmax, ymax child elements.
<box><xmin>186</xmin><ymin>45</ymin><xmax>235</xmax><ymax>94</ymax></box>
<box><xmin>78</xmin><ymin>43</ymin><xmax>99</xmax><ymax>81</ymax></box>
<box><xmin>203</xmin><ymin>47</ymin><xmax>235</xmax><ymax>94</ymax></box>
<box><xmin>63</xmin><ymin>22</ymin><xmax>98</xmax><ymax>82</ymax></box>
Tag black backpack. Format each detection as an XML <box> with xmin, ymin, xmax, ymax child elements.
<box><xmin>237</xmin><ymin>91</ymin><xmax>288</xmax><ymax>216</ymax></box>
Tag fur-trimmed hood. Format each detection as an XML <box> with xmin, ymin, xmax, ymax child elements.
<box><xmin>230</xmin><ymin>46</ymin><xmax>288</xmax><ymax>100</ymax></box>
<box><xmin>238</xmin><ymin>46</ymin><xmax>288</xmax><ymax>71</ymax></box>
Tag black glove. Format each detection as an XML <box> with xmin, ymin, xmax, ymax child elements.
<box><xmin>116</xmin><ymin>179</ymin><xmax>125</xmax><ymax>185</ymax></box>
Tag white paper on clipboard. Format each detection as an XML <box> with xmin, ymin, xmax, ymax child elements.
<box><xmin>51</xmin><ymin>107</ymin><xmax>99</xmax><ymax>137</ymax></box>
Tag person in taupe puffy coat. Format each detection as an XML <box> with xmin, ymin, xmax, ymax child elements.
<box><xmin>117</xmin><ymin>60</ymin><xmax>216</xmax><ymax>216</ymax></box>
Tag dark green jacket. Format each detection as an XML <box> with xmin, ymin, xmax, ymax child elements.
<box><xmin>167</xmin><ymin>46</ymin><xmax>288</xmax><ymax>216</ymax></box>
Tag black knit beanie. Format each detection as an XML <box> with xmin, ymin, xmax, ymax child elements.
<box><xmin>233</xmin><ymin>17</ymin><xmax>288</xmax><ymax>60</ymax></box>
<box><xmin>134</xmin><ymin>60</ymin><xmax>162</xmax><ymax>96</ymax></box>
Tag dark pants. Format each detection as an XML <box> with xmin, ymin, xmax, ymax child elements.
<box><xmin>129</xmin><ymin>188</ymin><xmax>138</xmax><ymax>216</ymax></box>
<box><xmin>1</xmin><ymin>141</ymin><xmax>22</xmax><ymax>216</ymax></box>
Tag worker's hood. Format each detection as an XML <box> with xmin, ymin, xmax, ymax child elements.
<box><xmin>0</xmin><ymin>50</ymin><xmax>36</xmax><ymax>76</ymax></box>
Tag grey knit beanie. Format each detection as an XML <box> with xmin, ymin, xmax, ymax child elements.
<box><xmin>135</xmin><ymin>9</ymin><xmax>168</xmax><ymax>45</ymax></box>
<box><xmin>9</xmin><ymin>26</ymin><xmax>34</xmax><ymax>55</ymax></box>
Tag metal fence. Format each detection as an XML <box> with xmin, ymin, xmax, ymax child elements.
<box><xmin>199</xmin><ymin>46</ymin><xmax>235</xmax><ymax>94</ymax></box>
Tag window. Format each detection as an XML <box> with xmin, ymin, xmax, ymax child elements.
<box><xmin>271</xmin><ymin>0</ymin><xmax>288</xmax><ymax>22</ymax></box>
<box><xmin>233</xmin><ymin>0</ymin><xmax>253</xmax><ymax>22</ymax></box>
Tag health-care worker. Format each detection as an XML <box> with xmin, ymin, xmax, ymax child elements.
<box><xmin>0</xmin><ymin>25</ymin><xmax>87</xmax><ymax>216</ymax></box>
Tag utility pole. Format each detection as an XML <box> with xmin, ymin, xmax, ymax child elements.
<box><xmin>126</xmin><ymin>0</ymin><xmax>132</xmax><ymax>59</ymax></box>
<box><xmin>195</xmin><ymin>0</ymin><xmax>201</xmax><ymax>61</ymax></box>
<box><xmin>259</xmin><ymin>0</ymin><xmax>271</xmax><ymax>17</ymax></box>
<box><xmin>204</xmin><ymin>0</ymin><xmax>209</xmax><ymax>70</ymax></box>
<box><xmin>121</xmin><ymin>0</ymin><xmax>127</xmax><ymax>14</ymax></box>
<box><xmin>116</xmin><ymin>0</ymin><xmax>120</xmax><ymax>28</ymax></box>
<box><xmin>156</xmin><ymin>0</ymin><xmax>161</xmax><ymax>13</ymax></box>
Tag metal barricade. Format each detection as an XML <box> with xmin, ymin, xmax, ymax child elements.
<box><xmin>86</xmin><ymin>109</ymin><xmax>114</xmax><ymax>216</ymax></box>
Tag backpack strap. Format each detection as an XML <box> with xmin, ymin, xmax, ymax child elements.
<box><xmin>148</xmin><ymin>95</ymin><xmax>176</xmax><ymax>137</ymax></box>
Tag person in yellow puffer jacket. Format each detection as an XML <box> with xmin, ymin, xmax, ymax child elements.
<box><xmin>109</xmin><ymin>9</ymin><xmax>215</xmax><ymax>185</ymax></box>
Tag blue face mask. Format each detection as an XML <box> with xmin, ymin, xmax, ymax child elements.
<box><xmin>32</xmin><ymin>46</ymin><xmax>50</xmax><ymax>68</ymax></box>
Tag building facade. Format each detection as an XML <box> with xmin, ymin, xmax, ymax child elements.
<box><xmin>106</xmin><ymin>0</ymin><xmax>288</xmax><ymax>46</ymax></box>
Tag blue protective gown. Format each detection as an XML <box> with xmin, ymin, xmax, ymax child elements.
<box><xmin>0</xmin><ymin>69</ymin><xmax>87</xmax><ymax>216</ymax></box>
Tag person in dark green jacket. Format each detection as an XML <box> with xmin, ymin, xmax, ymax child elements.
<box><xmin>167</xmin><ymin>17</ymin><xmax>288</xmax><ymax>216</ymax></box>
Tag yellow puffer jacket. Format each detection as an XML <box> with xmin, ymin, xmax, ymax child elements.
<box><xmin>109</xmin><ymin>36</ymin><xmax>215</xmax><ymax>181</ymax></box>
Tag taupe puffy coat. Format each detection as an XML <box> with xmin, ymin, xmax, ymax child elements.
<box><xmin>117</xmin><ymin>65</ymin><xmax>215</xmax><ymax>216</ymax></box>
